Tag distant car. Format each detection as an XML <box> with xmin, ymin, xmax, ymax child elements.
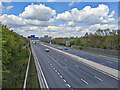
<box><xmin>58</xmin><ymin>47</ymin><xmax>62</xmax><ymax>50</ymax></box>
<box><xmin>33</xmin><ymin>42</ymin><xmax>36</xmax><ymax>44</ymax></box>
<box><xmin>64</xmin><ymin>47</ymin><xmax>68</xmax><ymax>50</ymax></box>
<box><xmin>45</xmin><ymin>48</ymin><xmax>49</xmax><ymax>52</ymax></box>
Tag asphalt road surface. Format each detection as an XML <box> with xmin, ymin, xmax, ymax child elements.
<box><xmin>31</xmin><ymin>42</ymin><xmax>119</xmax><ymax>88</ymax></box>
<box><xmin>43</xmin><ymin>43</ymin><xmax>119</xmax><ymax>70</ymax></box>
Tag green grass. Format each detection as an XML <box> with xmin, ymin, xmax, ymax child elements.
<box><xmin>3</xmin><ymin>50</ymin><xmax>29</xmax><ymax>88</ymax></box>
<box><xmin>27</xmin><ymin>45</ymin><xmax>39</xmax><ymax>88</ymax></box>
<box><xmin>52</xmin><ymin>43</ymin><xmax>119</xmax><ymax>59</ymax></box>
<box><xmin>85</xmin><ymin>51</ymin><xmax>120</xmax><ymax>59</ymax></box>
<box><xmin>27</xmin><ymin>51</ymin><xmax>39</xmax><ymax>88</ymax></box>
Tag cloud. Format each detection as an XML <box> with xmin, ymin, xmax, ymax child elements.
<box><xmin>9</xmin><ymin>24</ymin><xmax>87</xmax><ymax>37</ymax></box>
<box><xmin>0</xmin><ymin>2</ymin><xmax>3</xmax><ymax>15</ymax></box>
<box><xmin>6</xmin><ymin>5</ymin><xmax>14</xmax><ymax>10</ymax></box>
<box><xmin>89</xmin><ymin>24</ymin><xmax>118</xmax><ymax>31</ymax></box>
<box><xmin>0</xmin><ymin>14</ymin><xmax>54</xmax><ymax>27</ymax></box>
<box><xmin>0</xmin><ymin>3</ymin><xmax>55</xmax><ymax>27</ymax></box>
<box><xmin>55</xmin><ymin>11</ymin><xmax>72</xmax><ymax>21</ymax></box>
<box><xmin>19</xmin><ymin>3</ymin><xmax>56</xmax><ymax>21</ymax></box>
<box><xmin>55</xmin><ymin>4</ymin><xmax>116</xmax><ymax>25</ymax></box>
<box><xmin>68</xmin><ymin>21</ymin><xmax>77</xmax><ymax>27</ymax></box>
<box><xmin>69</xmin><ymin>1</ymin><xmax>74</xmax><ymax>6</ymax></box>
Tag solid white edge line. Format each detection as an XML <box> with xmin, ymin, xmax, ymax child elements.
<box><xmin>31</xmin><ymin>43</ymin><xmax>49</xmax><ymax>89</ymax></box>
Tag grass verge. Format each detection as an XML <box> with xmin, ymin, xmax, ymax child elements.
<box><xmin>51</xmin><ymin>43</ymin><xmax>119</xmax><ymax>59</ymax></box>
<box><xmin>27</xmin><ymin>45</ymin><xmax>39</xmax><ymax>88</ymax></box>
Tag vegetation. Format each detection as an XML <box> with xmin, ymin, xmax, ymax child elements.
<box><xmin>1</xmin><ymin>24</ymin><xmax>29</xmax><ymax>88</ymax></box>
<box><xmin>52</xmin><ymin>29</ymin><xmax>120</xmax><ymax>50</ymax></box>
<box><xmin>27</xmin><ymin>47</ymin><xmax>39</xmax><ymax>88</ymax></box>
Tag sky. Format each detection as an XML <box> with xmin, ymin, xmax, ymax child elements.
<box><xmin>0</xmin><ymin>1</ymin><xmax>119</xmax><ymax>37</ymax></box>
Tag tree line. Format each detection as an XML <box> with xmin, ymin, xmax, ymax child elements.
<box><xmin>52</xmin><ymin>29</ymin><xmax>120</xmax><ymax>50</ymax></box>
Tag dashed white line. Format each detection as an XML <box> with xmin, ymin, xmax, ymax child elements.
<box><xmin>65</xmin><ymin>66</ymin><xmax>68</xmax><ymax>69</ymax></box>
<box><xmin>94</xmin><ymin>76</ymin><xmax>103</xmax><ymax>81</ymax></box>
<box><xmin>66</xmin><ymin>84</ymin><xmax>71</xmax><ymax>87</ymax></box>
<box><xmin>53</xmin><ymin>68</ymin><xmax>55</xmax><ymax>70</ymax></box>
<box><xmin>81</xmin><ymin>79</ymin><xmax>88</xmax><ymax>85</ymax></box>
<box><xmin>57</xmin><ymin>72</ymin><xmax>60</xmax><ymax>75</ymax></box>
<box><xmin>63</xmin><ymin>79</ymin><xmax>66</xmax><ymax>83</ymax></box>
<box><xmin>55</xmin><ymin>70</ymin><xmax>57</xmax><ymax>72</ymax></box>
<box><xmin>75</xmin><ymin>65</ymin><xmax>79</xmax><ymax>67</ymax></box>
<box><xmin>60</xmin><ymin>75</ymin><xmax>63</xmax><ymax>78</ymax></box>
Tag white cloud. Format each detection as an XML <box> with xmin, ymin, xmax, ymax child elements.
<box><xmin>0</xmin><ymin>2</ymin><xmax>3</xmax><ymax>7</ymax></box>
<box><xmin>0</xmin><ymin>3</ymin><xmax>55</xmax><ymax>27</ymax></box>
<box><xmin>0</xmin><ymin>14</ymin><xmax>54</xmax><ymax>27</ymax></box>
<box><xmin>19</xmin><ymin>3</ymin><xmax>56</xmax><ymax>21</ymax></box>
<box><xmin>0</xmin><ymin>2</ymin><xmax>3</xmax><ymax>15</ymax></box>
<box><xmin>9</xmin><ymin>24</ymin><xmax>87</xmax><ymax>37</ymax></box>
<box><xmin>6</xmin><ymin>6</ymin><xmax>14</xmax><ymax>10</ymax></box>
<box><xmin>69</xmin><ymin>1</ymin><xmax>74</xmax><ymax>6</ymax></box>
<box><xmin>89</xmin><ymin>24</ymin><xmax>118</xmax><ymax>31</ymax></box>
<box><xmin>68</xmin><ymin>21</ymin><xmax>77</xmax><ymax>27</ymax></box>
<box><xmin>55</xmin><ymin>11</ymin><xmax>72</xmax><ymax>21</ymax></box>
<box><xmin>55</xmin><ymin>4</ymin><xmax>116</xmax><ymax>25</ymax></box>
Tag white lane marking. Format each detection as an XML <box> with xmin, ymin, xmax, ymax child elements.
<box><xmin>51</xmin><ymin>66</ymin><xmax>53</xmax><ymax>67</ymax></box>
<box><xmin>81</xmin><ymin>79</ymin><xmax>88</xmax><ymax>85</ymax></box>
<box><xmin>75</xmin><ymin>65</ymin><xmax>79</xmax><ymax>67</ymax></box>
<box><xmin>53</xmin><ymin>68</ymin><xmax>55</xmax><ymax>70</ymax></box>
<box><xmin>51</xmin><ymin>57</ymin><xmax>56</xmax><ymax>61</ymax></box>
<box><xmin>55</xmin><ymin>70</ymin><xmax>57</xmax><ymax>72</ymax></box>
<box><xmin>60</xmin><ymin>75</ymin><xmax>63</xmax><ymax>78</ymax></box>
<box><xmin>50</xmin><ymin>64</ymin><xmax>52</xmax><ymax>66</ymax></box>
<box><xmin>101</xmin><ymin>62</ymin><xmax>105</xmax><ymax>65</ymax></box>
<box><xmin>94</xmin><ymin>76</ymin><xmax>103</xmax><ymax>81</ymax></box>
<box><xmin>66</xmin><ymin>84</ymin><xmax>71</xmax><ymax>87</ymax></box>
<box><xmin>47</xmin><ymin>55</ymin><xmax>50</xmax><ymax>57</ymax></box>
<box><xmin>63</xmin><ymin>79</ymin><xmax>66</xmax><ymax>83</ymax></box>
<box><xmin>57</xmin><ymin>72</ymin><xmax>60</xmax><ymax>75</ymax></box>
<box><xmin>65</xmin><ymin>66</ymin><xmax>68</xmax><ymax>69</ymax></box>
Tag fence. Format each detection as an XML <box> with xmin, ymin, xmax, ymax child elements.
<box><xmin>82</xmin><ymin>47</ymin><xmax>119</xmax><ymax>57</ymax></box>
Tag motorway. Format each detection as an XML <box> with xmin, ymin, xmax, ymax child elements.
<box><xmin>44</xmin><ymin>43</ymin><xmax>119</xmax><ymax>70</ymax></box>
<box><xmin>31</xmin><ymin>42</ymin><xmax>119</xmax><ymax>88</ymax></box>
